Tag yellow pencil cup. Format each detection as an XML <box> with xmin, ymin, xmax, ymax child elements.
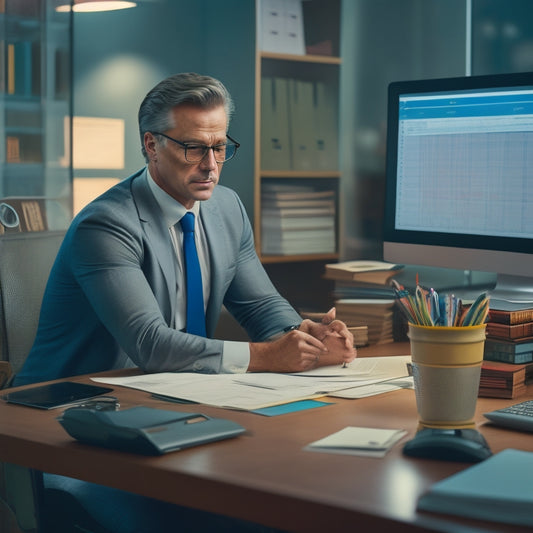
<box><xmin>408</xmin><ymin>323</ymin><xmax>487</xmax><ymax>429</ymax></box>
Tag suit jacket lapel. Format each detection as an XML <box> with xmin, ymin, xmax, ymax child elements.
<box><xmin>200</xmin><ymin>198</ymin><xmax>232</xmax><ymax>335</ymax></box>
<box><xmin>131</xmin><ymin>173</ymin><xmax>178</xmax><ymax>322</ymax></box>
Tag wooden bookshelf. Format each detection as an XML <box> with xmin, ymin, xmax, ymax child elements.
<box><xmin>254</xmin><ymin>0</ymin><xmax>342</xmax><ymax>264</ymax></box>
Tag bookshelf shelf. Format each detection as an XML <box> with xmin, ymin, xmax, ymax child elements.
<box><xmin>261</xmin><ymin>170</ymin><xmax>341</xmax><ymax>179</ymax></box>
<box><xmin>260</xmin><ymin>51</ymin><xmax>342</xmax><ymax>65</ymax></box>
<box><xmin>261</xmin><ymin>252</ymin><xmax>339</xmax><ymax>264</ymax></box>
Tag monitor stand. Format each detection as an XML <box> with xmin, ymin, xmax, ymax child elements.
<box><xmin>488</xmin><ymin>274</ymin><xmax>533</xmax><ymax>306</ymax></box>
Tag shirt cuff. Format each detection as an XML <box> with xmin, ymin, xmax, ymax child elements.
<box><xmin>221</xmin><ymin>340</ymin><xmax>250</xmax><ymax>373</ymax></box>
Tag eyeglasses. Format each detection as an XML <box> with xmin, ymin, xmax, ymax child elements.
<box><xmin>151</xmin><ymin>132</ymin><xmax>240</xmax><ymax>163</ymax></box>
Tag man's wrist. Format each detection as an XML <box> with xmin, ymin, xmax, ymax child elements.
<box><xmin>268</xmin><ymin>323</ymin><xmax>301</xmax><ymax>342</ymax></box>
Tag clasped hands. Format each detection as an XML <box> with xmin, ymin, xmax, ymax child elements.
<box><xmin>248</xmin><ymin>307</ymin><xmax>357</xmax><ymax>373</ymax></box>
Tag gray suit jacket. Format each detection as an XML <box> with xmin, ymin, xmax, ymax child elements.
<box><xmin>14</xmin><ymin>170</ymin><xmax>301</xmax><ymax>385</ymax></box>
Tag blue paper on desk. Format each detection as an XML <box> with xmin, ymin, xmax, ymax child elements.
<box><xmin>252</xmin><ymin>399</ymin><xmax>332</xmax><ymax>416</ymax></box>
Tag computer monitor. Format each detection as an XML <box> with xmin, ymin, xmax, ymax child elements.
<box><xmin>383</xmin><ymin>72</ymin><xmax>533</xmax><ymax>304</ymax></box>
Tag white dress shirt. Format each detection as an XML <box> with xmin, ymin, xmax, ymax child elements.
<box><xmin>146</xmin><ymin>168</ymin><xmax>249</xmax><ymax>373</ymax></box>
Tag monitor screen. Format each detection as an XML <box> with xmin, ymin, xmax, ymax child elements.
<box><xmin>383</xmin><ymin>72</ymin><xmax>533</xmax><ymax>304</ymax></box>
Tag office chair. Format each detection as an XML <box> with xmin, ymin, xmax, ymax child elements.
<box><xmin>0</xmin><ymin>230</ymin><xmax>65</xmax><ymax>532</ymax></box>
<box><xmin>0</xmin><ymin>230</ymin><xmax>120</xmax><ymax>533</ymax></box>
<box><xmin>0</xmin><ymin>230</ymin><xmax>125</xmax><ymax>533</ymax></box>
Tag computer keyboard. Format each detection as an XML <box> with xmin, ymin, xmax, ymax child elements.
<box><xmin>484</xmin><ymin>400</ymin><xmax>533</xmax><ymax>432</ymax></box>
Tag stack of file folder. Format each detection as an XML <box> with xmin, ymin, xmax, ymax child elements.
<box><xmin>261</xmin><ymin>182</ymin><xmax>336</xmax><ymax>255</ymax></box>
<box><xmin>261</xmin><ymin>76</ymin><xmax>338</xmax><ymax>171</ymax></box>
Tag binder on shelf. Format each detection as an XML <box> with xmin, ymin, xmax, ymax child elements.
<box><xmin>283</xmin><ymin>0</ymin><xmax>305</xmax><ymax>55</ymax></box>
<box><xmin>289</xmin><ymin>79</ymin><xmax>317</xmax><ymax>170</ymax></box>
<box><xmin>258</xmin><ymin>0</ymin><xmax>305</xmax><ymax>55</ymax></box>
<box><xmin>7</xmin><ymin>43</ymin><xmax>15</xmax><ymax>95</ymax></box>
<box><xmin>314</xmin><ymin>81</ymin><xmax>339</xmax><ymax>170</ymax></box>
<box><xmin>261</xmin><ymin>77</ymin><xmax>291</xmax><ymax>170</ymax></box>
<box><xmin>15</xmin><ymin>42</ymin><xmax>33</xmax><ymax>97</ymax></box>
<box><xmin>6</xmin><ymin>40</ymin><xmax>40</xmax><ymax>97</ymax></box>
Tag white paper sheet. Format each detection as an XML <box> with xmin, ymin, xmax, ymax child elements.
<box><xmin>305</xmin><ymin>426</ymin><xmax>408</xmax><ymax>457</ymax></box>
<box><xmin>92</xmin><ymin>356</ymin><xmax>412</xmax><ymax>411</ymax></box>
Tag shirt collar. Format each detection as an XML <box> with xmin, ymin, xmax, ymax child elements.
<box><xmin>145</xmin><ymin>167</ymin><xmax>200</xmax><ymax>228</ymax></box>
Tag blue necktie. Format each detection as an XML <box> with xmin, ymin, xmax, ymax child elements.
<box><xmin>180</xmin><ymin>212</ymin><xmax>206</xmax><ymax>336</ymax></box>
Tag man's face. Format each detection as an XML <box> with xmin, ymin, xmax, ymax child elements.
<box><xmin>144</xmin><ymin>104</ymin><xmax>227</xmax><ymax>209</ymax></box>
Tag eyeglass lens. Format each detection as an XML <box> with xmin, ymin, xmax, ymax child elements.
<box><xmin>185</xmin><ymin>142</ymin><xmax>237</xmax><ymax>163</ymax></box>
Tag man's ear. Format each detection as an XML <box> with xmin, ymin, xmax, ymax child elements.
<box><xmin>144</xmin><ymin>131</ymin><xmax>157</xmax><ymax>159</ymax></box>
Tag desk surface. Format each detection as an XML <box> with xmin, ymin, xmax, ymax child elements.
<box><xmin>1</xmin><ymin>343</ymin><xmax>532</xmax><ymax>532</ymax></box>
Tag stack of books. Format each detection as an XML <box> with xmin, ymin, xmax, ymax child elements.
<box><xmin>334</xmin><ymin>299</ymin><xmax>396</xmax><ymax>346</ymax></box>
<box><xmin>323</xmin><ymin>260</ymin><xmax>404</xmax><ymax>345</ymax></box>
<box><xmin>479</xmin><ymin>360</ymin><xmax>533</xmax><ymax>399</ymax></box>
<box><xmin>483</xmin><ymin>304</ymin><xmax>533</xmax><ymax>364</ymax></box>
<box><xmin>324</xmin><ymin>260</ymin><xmax>404</xmax><ymax>286</ymax></box>
<box><xmin>261</xmin><ymin>183</ymin><xmax>336</xmax><ymax>256</ymax></box>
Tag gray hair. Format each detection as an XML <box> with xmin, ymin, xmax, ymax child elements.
<box><xmin>138</xmin><ymin>72</ymin><xmax>235</xmax><ymax>161</ymax></box>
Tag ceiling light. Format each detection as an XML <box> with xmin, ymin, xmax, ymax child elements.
<box><xmin>56</xmin><ymin>0</ymin><xmax>137</xmax><ymax>12</ymax></box>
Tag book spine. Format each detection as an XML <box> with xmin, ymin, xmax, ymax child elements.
<box><xmin>484</xmin><ymin>339</ymin><xmax>533</xmax><ymax>354</ymax></box>
<box><xmin>489</xmin><ymin>309</ymin><xmax>533</xmax><ymax>325</ymax></box>
<box><xmin>484</xmin><ymin>351</ymin><xmax>533</xmax><ymax>364</ymax></box>
<box><xmin>486</xmin><ymin>321</ymin><xmax>533</xmax><ymax>339</ymax></box>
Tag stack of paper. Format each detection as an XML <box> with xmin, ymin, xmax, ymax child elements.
<box><xmin>261</xmin><ymin>182</ymin><xmax>336</xmax><ymax>255</ymax></box>
<box><xmin>92</xmin><ymin>356</ymin><xmax>412</xmax><ymax>411</ymax></box>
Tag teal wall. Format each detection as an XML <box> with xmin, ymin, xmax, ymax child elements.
<box><xmin>72</xmin><ymin>0</ymin><xmax>256</xmax><ymax>217</ymax></box>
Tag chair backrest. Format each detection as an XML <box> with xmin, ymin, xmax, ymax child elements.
<box><xmin>0</xmin><ymin>230</ymin><xmax>65</xmax><ymax>385</ymax></box>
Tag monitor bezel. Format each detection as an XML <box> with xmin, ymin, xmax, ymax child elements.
<box><xmin>384</xmin><ymin>71</ymin><xmax>533</xmax><ymax>266</ymax></box>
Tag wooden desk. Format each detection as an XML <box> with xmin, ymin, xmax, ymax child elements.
<box><xmin>1</xmin><ymin>344</ymin><xmax>532</xmax><ymax>532</ymax></box>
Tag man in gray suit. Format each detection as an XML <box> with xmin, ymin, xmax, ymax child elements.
<box><xmin>14</xmin><ymin>72</ymin><xmax>354</xmax><ymax>387</ymax></box>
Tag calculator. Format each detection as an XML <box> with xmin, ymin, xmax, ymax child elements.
<box><xmin>484</xmin><ymin>400</ymin><xmax>533</xmax><ymax>432</ymax></box>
